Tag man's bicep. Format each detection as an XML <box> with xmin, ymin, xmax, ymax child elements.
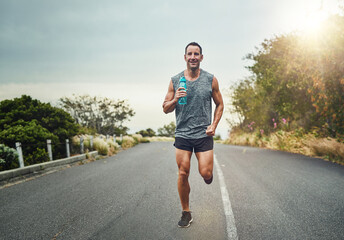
<box><xmin>212</xmin><ymin>77</ymin><xmax>223</xmax><ymax>105</ymax></box>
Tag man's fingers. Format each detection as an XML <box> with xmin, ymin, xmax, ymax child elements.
<box><xmin>177</xmin><ymin>92</ymin><xmax>187</xmax><ymax>97</ymax></box>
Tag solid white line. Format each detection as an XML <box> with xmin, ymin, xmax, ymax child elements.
<box><xmin>214</xmin><ymin>154</ymin><xmax>238</xmax><ymax>240</ymax></box>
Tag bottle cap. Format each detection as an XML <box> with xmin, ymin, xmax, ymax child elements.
<box><xmin>180</xmin><ymin>76</ymin><xmax>186</xmax><ymax>82</ymax></box>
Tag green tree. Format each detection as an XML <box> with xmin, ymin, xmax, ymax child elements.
<box><xmin>230</xmin><ymin>13</ymin><xmax>344</xmax><ymax>138</ymax></box>
<box><xmin>0</xmin><ymin>95</ymin><xmax>79</xmax><ymax>166</ymax></box>
<box><xmin>136</xmin><ymin>128</ymin><xmax>156</xmax><ymax>137</ymax></box>
<box><xmin>158</xmin><ymin>122</ymin><xmax>176</xmax><ymax>137</ymax></box>
<box><xmin>59</xmin><ymin>94</ymin><xmax>135</xmax><ymax>135</ymax></box>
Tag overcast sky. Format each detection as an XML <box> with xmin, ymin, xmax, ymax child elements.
<box><xmin>0</xmin><ymin>0</ymin><xmax>341</xmax><ymax>138</ymax></box>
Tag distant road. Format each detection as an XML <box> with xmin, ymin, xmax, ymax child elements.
<box><xmin>1</xmin><ymin>142</ymin><xmax>344</xmax><ymax>240</ymax></box>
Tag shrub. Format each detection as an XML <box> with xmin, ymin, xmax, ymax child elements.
<box><xmin>0</xmin><ymin>144</ymin><xmax>19</xmax><ymax>171</ymax></box>
<box><xmin>226</xmin><ymin>128</ymin><xmax>344</xmax><ymax>165</ymax></box>
<box><xmin>306</xmin><ymin>138</ymin><xmax>344</xmax><ymax>164</ymax></box>
<box><xmin>72</xmin><ymin>134</ymin><xmax>144</xmax><ymax>156</ymax></box>
<box><xmin>106</xmin><ymin>139</ymin><xmax>120</xmax><ymax>155</ymax></box>
<box><xmin>24</xmin><ymin>148</ymin><xmax>49</xmax><ymax>166</ymax></box>
<box><xmin>131</xmin><ymin>134</ymin><xmax>143</xmax><ymax>145</ymax></box>
<box><xmin>121</xmin><ymin>136</ymin><xmax>135</xmax><ymax>149</ymax></box>
<box><xmin>93</xmin><ymin>138</ymin><xmax>108</xmax><ymax>155</ymax></box>
<box><xmin>146</xmin><ymin>136</ymin><xmax>174</xmax><ymax>142</ymax></box>
<box><xmin>140</xmin><ymin>138</ymin><xmax>150</xmax><ymax>143</ymax></box>
<box><xmin>0</xmin><ymin>95</ymin><xmax>79</xmax><ymax>164</ymax></box>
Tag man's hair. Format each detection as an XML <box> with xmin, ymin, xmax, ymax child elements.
<box><xmin>185</xmin><ymin>42</ymin><xmax>202</xmax><ymax>55</ymax></box>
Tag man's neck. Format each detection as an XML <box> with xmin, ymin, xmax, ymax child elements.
<box><xmin>185</xmin><ymin>68</ymin><xmax>201</xmax><ymax>80</ymax></box>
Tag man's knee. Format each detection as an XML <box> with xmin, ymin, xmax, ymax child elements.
<box><xmin>179</xmin><ymin>168</ymin><xmax>190</xmax><ymax>179</ymax></box>
<box><xmin>199</xmin><ymin>168</ymin><xmax>212</xmax><ymax>179</ymax></box>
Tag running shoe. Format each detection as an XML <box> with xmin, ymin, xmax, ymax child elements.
<box><xmin>204</xmin><ymin>175</ymin><xmax>213</xmax><ymax>184</ymax></box>
<box><xmin>178</xmin><ymin>211</ymin><xmax>193</xmax><ymax>228</ymax></box>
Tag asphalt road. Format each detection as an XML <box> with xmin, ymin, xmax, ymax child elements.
<box><xmin>0</xmin><ymin>142</ymin><xmax>343</xmax><ymax>240</ymax></box>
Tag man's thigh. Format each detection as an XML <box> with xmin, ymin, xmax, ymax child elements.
<box><xmin>195</xmin><ymin>150</ymin><xmax>214</xmax><ymax>171</ymax></box>
<box><xmin>176</xmin><ymin>149</ymin><xmax>193</xmax><ymax>171</ymax></box>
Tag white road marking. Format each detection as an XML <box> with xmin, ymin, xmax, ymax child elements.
<box><xmin>214</xmin><ymin>154</ymin><xmax>238</xmax><ymax>240</ymax></box>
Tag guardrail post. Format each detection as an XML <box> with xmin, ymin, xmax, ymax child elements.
<box><xmin>113</xmin><ymin>134</ymin><xmax>116</xmax><ymax>143</ymax></box>
<box><xmin>80</xmin><ymin>137</ymin><xmax>84</xmax><ymax>154</ymax></box>
<box><xmin>15</xmin><ymin>142</ymin><xmax>24</xmax><ymax>168</ymax></box>
<box><xmin>47</xmin><ymin>139</ymin><xmax>53</xmax><ymax>161</ymax></box>
<box><xmin>120</xmin><ymin>134</ymin><xmax>123</xmax><ymax>142</ymax></box>
<box><xmin>90</xmin><ymin>136</ymin><xmax>93</xmax><ymax>150</ymax></box>
<box><xmin>66</xmin><ymin>139</ymin><xmax>70</xmax><ymax>158</ymax></box>
<box><xmin>106</xmin><ymin>134</ymin><xmax>109</xmax><ymax>140</ymax></box>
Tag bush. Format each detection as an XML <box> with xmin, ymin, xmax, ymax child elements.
<box><xmin>140</xmin><ymin>137</ymin><xmax>150</xmax><ymax>143</ymax></box>
<box><xmin>93</xmin><ymin>138</ymin><xmax>108</xmax><ymax>155</ymax></box>
<box><xmin>0</xmin><ymin>144</ymin><xmax>19</xmax><ymax>171</ymax></box>
<box><xmin>106</xmin><ymin>139</ymin><xmax>120</xmax><ymax>155</ymax></box>
<box><xmin>73</xmin><ymin>135</ymin><xmax>120</xmax><ymax>156</ymax></box>
<box><xmin>0</xmin><ymin>95</ymin><xmax>79</xmax><ymax>165</ymax></box>
<box><xmin>213</xmin><ymin>134</ymin><xmax>222</xmax><ymax>141</ymax></box>
<box><xmin>226</xmin><ymin>129</ymin><xmax>344</xmax><ymax>165</ymax></box>
<box><xmin>72</xmin><ymin>134</ymin><xmax>144</xmax><ymax>156</ymax></box>
<box><xmin>121</xmin><ymin>136</ymin><xmax>135</xmax><ymax>149</ymax></box>
<box><xmin>306</xmin><ymin>138</ymin><xmax>344</xmax><ymax>164</ymax></box>
<box><xmin>24</xmin><ymin>148</ymin><xmax>49</xmax><ymax>166</ymax></box>
<box><xmin>146</xmin><ymin>136</ymin><xmax>174</xmax><ymax>142</ymax></box>
<box><xmin>131</xmin><ymin>134</ymin><xmax>143</xmax><ymax>145</ymax></box>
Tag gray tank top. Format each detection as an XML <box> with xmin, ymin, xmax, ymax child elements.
<box><xmin>171</xmin><ymin>69</ymin><xmax>213</xmax><ymax>139</ymax></box>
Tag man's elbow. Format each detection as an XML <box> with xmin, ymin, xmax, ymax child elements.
<box><xmin>163</xmin><ymin>108</ymin><xmax>173</xmax><ymax>114</ymax></box>
<box><xmin>216</xmin><ymin>101</ymin><xmax>224</xmax><ymax>109</ymax></box>
<box><xmin>162</xmin><ymin>104</ymin><xmax>170</xmax><ymax>114</ymax></box>
<box><xmin>216</xmin><ymin>102</ymin><xmax>224</xmax><ymax>113</ymax></box>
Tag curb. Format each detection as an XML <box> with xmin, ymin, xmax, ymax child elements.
<box><xmin>0</xmin><ymin>151</ymin><xmax>98</xmax><ymax>182</ymax></box>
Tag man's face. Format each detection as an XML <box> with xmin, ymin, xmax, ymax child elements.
<box><xmin>184</xmin><ymin>45</ymin><xmax>203</xmax><ymax>70</ymax></box>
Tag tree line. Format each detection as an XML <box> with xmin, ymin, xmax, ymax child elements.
<box><xmin>229</xmin><ymin>13</ymin><xmax>344</xmax><ymax>139</ymax></box>
<box><xmin>0</xmin><ymin>95</ymin><xmax>175</xmax><ymax>171</ymax></box>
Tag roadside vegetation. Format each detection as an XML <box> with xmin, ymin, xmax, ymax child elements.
<box><xmin>0</xmin><ymin>94</ymin><xmax>136</xmax><ymax>171</ymax></box>
<box><xmin>0</xmin><ymin>95</ymin><xmax>79</xmax><ymax>170</ymax></box>
<box><xmin>225</xmin><ymin>129</ymin><xmax>344</xmax><ymax>165</ymax></box>
<box><xmin>227</xmin><ymin>12</ymin><xmax>344</xmax><ymax>165</ymax></box>
<box><xmin>71</xmin><ymin>134</ymin><xmax>150</xmax><ymax>157</ymax></box>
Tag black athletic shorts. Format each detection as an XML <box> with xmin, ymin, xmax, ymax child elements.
<box><xmin>174</xmin><ymin>136</ymin><xmax>214</xmax><ymax>153</ymax></box>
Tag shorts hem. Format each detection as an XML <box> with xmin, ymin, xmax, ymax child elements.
<box><xmin>174</xmin><ymin>145</ymin><xmax>193</xmax><ymax>152</ymax></box>
<box><xmin>174</xmin><ymin>136</ymin><xmax>213</xmax><ymax>153</ymax></box>
<box><xmin>194</xmin><ymin>148</ymin><xmax>213</xmax><ymax>153</ymax></box>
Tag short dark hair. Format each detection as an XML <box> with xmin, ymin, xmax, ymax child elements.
<box><xmin>185</xmin><ymin>42</ymin><xmax>202</xmax><ymax>55</ymax></box>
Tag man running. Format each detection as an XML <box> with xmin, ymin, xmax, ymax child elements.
<box><xmin>163</xmin><ymin>42</ymin><xmax>224</xmax><ymax>228</ymax></box>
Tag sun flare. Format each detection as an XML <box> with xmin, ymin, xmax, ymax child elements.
<box><xmin>299</xmin><ymin>9</ymin><xmax>328</xmax><ymax>33</ymax></box>
<box><xmin>293</xmin><ymin>0</ymin><xmax>335</xmax><ymax>34</ymax></box>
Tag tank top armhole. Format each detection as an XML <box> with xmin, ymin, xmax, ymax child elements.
<box><xmin>171</xmin><ymin>71</ymin><xmax>184</xmax><ymax>91</ymax></box>
<box><xmin>209</xmin><ymin>73</ymin><xmax>214</xmax><ymax>91</ymax></box>
<box><xmin>171</xmin><ymin>78</ymin><xmax>176</xmax><ymax>91</ymax></box>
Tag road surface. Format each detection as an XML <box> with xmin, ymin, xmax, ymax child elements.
<box><xmin>1</xmin><ymin>142</ymin><xmax>344</xmax><ymax>239</ymax></box>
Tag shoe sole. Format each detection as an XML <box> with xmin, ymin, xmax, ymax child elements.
<box><xmin>178</xmin><ymin>218</ymin><xmax>193</xmax><ymax>228</ymax></box>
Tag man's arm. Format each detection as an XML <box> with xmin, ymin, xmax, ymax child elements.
<box><xmin>206</xmin><ymin>76</ymin><xmax>224</xmax><ymax>136</ymax></box>
<box><xmin>163</xmin><ymin>80</ymin><xmax>186</xmax><ymax>114</ymax></box>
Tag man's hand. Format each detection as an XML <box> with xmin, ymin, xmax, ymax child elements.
<box><xmin>174</xmin><ymin>87</ymin><xmax>187</xmax><ymax>102</ymax></box>
<box><xmin>206</xmin><ymin>125</ymin><xmax>216</xmax><ymax>136</ymax></box>
<box><xmin>163</xmin><ymin>81</ymin><xmax>187</xmax><ymax>114</ymax></box>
